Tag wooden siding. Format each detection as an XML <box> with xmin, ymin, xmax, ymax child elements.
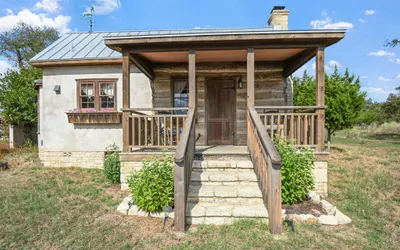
<box><xmin>152</xmin><ymin>63</ymin><xmax>285</xmax><ymax>145</ymax></box>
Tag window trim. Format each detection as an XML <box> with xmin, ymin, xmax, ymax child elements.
<box><xmin>171</xmin><ymin>78</ymin><xmax>189</xmax><ymax>108</ymax></box>
<box><xmin>76</xmin><ymin>79</ymin><xmax>118</xmax><ymax>112</ymax></box>
<box><xmin>98</xmin><ymin>81</ymin><xmax>116</xmax><ymax>111</ymax></box>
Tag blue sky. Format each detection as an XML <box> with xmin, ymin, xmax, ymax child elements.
<box><xmin>1</xmin><ymin>0</ymin><xmax>400</xmax><ymax>102</ymax></box>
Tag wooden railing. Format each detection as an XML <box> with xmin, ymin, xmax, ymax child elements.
<box><xmin>248</xmin><ymin>107</ymin><xmax>282</xmax><ymax>235</ymax></box>
<box><xmin>256</xmin><ymin>106</ymin><xmax>325</xmax><ymax>148</ymax></box>
<box><xmin>122</xmin><ymin>108</ymin><xmax>189</xmax><ymax>151</ymax></box>
<box><xmin>173</xmin><ymin>109</ymin><xmax>196</xmax><ymax>232</ymax></box>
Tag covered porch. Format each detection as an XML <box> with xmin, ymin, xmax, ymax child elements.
<box><xmin>104</xmin><ymin>29</ymin><xmax>345</xmax><ymax>234</ymax></box>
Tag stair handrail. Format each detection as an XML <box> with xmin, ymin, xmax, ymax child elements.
<box><xmin>248</xmin><ymin>106</ymin><xmax>282</xmax><ymax>234</ymax></box>
<box><xmin>174</xmin><ymin>108</ymin><xmax>196</xmax><ymax>232</ymax></box>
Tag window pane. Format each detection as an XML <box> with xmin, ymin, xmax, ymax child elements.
<box><xmin>100</xmin><ymin>96</ymin><xmax>114</xmax><ymax>109</ymax></box>
<box><xmin>173</xmin><ymin>80</ymin><xmax>189</xmax><ymax>110</ymax></box>
<box><xmin>100</xmin><ymin>83</ymin><xmax>113</xmax><ymax>96</ymax></box>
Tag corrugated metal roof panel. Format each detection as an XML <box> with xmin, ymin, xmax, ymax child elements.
<box><xmin>30</xmin><ymin>27</ymin><xmax>345</xmax><ymax>63</ymax></box>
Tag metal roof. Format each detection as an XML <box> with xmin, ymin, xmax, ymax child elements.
<box><xmin>30</xmin><ymin>27</ymin><xmax>345</xmax><ymax>63</ymax></box>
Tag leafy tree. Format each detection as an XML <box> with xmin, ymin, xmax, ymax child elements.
<box><xmin>0</xmin><ymin>22</ymin><xmax>59</xmax><ymax>68</ymax></box>
<box><xmin>385</xmin><ymin>38</ymin><xmax>399</xmax><ymax>47</ymax></box>
<box><xmin>381</xmin><ymin>86</ymin><xmax>400</xmax><ymax>122</ymax></box>
<box><xmin>293</xmin><ymin>67</ymin><xmax>366</xmax><ymax>142</ymax></box>
<box><xmin>356</xmin><ymin>98</ymin><xmax>383</xmax><ymax>125</ymax></box>
<box><xmin>0</xmin><ymin>67</ymin><xmax>41</xmax><ymax>126</ymax></box>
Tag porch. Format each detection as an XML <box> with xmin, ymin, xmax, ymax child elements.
<box><xmin>104</xmin><ymin>29</ymin><xmax>344</xmax><ymax>234</ymax></box>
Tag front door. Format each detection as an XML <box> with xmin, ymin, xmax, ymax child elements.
<box><xmin>206</xmin><ymin>79</ymin><xmax>236</xmax><ymax>145</ymax></box>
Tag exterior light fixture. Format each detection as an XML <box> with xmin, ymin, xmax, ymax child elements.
<box><xmin>237</xmin><ymin>77</ymin><xmax>243</xmax><ymax>89</ymax></box>
<box><xmin>53</xmin><ymin>85</ymin><xmax>61</xmax><ymax>94</ymax></box>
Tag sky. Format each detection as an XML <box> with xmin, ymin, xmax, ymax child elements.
<box><xmin>0</xmin><ymin>0</ymin><xmax>400</xmax><ymax>102</ymax></box>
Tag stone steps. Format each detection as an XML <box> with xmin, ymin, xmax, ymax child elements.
<box><xmin>186</xmin><ymin>155</ymin><xmax>268</xmax><ymax>225</ymax></box>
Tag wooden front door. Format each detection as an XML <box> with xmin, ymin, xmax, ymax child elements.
<box><xmin>206</xmin><ymin>79</ymin><xmax>236</xmax><ymax>145</ymax></box>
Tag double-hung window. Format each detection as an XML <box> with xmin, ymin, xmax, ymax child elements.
<box><xmin>77</xmin><ymin>80</ymin><xmax>116</xmax><ymax>111</ymax></box>
<box><xmin>172</xmin><ymin>79</ymin><xmax>189</xmax><ymax>114</ymax></box>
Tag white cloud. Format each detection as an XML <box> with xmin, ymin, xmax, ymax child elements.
<box><xmin>365</xmin><ymin>10</ymin><xmax>377</xmax><ymax>15</ymax></box>
<box><xmin>368</xmin><ymin>50</ymin><xmax>395</xmax><ymax>57</ymax></box>
<box><xmin>379</xmin><ymin>76</ymin><xmax>390</xmax><ymax>82</ymax></box>
<box><xmin>396</xmin><ymin>74</ymin><xmax>400</xmax><ymax>79</ymax></box>
<box><xmin>389</xmin><ymin>58</ymin><xmax>400</xmax><ymax>64</ymax></box>
<box><xmin>310</xmin><ymin>12</ymin><xmax>353</xmax><ymax>30</ymax></box>
<box><xmin>362</xmin><ymin>86</ymin><xmax>396</xmax><ymax>102</ymax></box>
<box><xmin>0</xmin><ymin>8</ymin><xmax>71</xmax><ymax>34</ymax></box>
<box><xmin>0</xmin><ymin>60</ymin><xmax>11</xmax><ymax>75</ymax></box>
<box><xmin>90</xmin><ymin>0</ymin><xmax>121</xmax><ymax>15</ymax></box>
<box><xmin>35</xmin><ymin>0</ymin><xmax>61</xmax><ymax>13</ymax></box>
<box><xmin>358</xmin><ymin>18</ymin><xmax>366</xmax><ymax>23</ymax></box>
<box><xmin>5</xmin><ymin>9</ymin><xmax>13</xmax><ymax>15</ymax></box>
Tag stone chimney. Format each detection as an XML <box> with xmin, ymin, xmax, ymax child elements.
<box><xmin>268</xmin><ymin>6</ymin><xmax>290</xmax><ymax>30</ymax></box>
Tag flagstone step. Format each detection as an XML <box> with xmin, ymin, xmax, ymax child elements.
<box><xmin>188</xmin><ymin>183</ymin><xmax>263</xmax><ymax>199</ymax></box>
<box><xmin>190</xmin><ymin>170</ymin><xmax>258</xmax><ymax>183</ymax></box>
<box><xmin>192</xmin><ymin>160</ymin><xmax>254</xmax><ymax>170</ymax></box>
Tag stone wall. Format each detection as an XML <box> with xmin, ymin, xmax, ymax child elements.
<box><xmin>39</xmin><ymin>151</ymin><xmax>104</xmax><ymax>168</ymax></box>
<box><xmin>120</xmin><ymin>161</ymin><xmax>143</xmax><ymax>190</ymax></box>
<box><xmin>152</xmin><ymin>62</ymin><xmax>287</xmax><ymax>145</ymax></box>
<box><xmin>313</xmin><ymin>161</ymin><xmax>328</xmax><ymax>197</ymax></box>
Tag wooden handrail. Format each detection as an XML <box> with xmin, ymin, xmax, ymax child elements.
<box><xmin>175</xmin><ymin>109</ymin><xmax>195</xmax><ymax>162</ymax></box>
<box><xmin>248</xmin><ymin>107</ymin><xmax>282</xmax><ymax>235</ymax></box>
<box><xmin>121</xmin><ymin>107</ymin><xmax>189</xmax><ymax>112</ymax></box>
<box><xmin>255</xmin><ymin>106</ymin><xmax>325</xmax><ymax>110</ymax></box>
<box><xmin>249</xmin><ymin>107</ymin><xmax>281</xmax><ymax>165</ymax></box>
<box><xmin>174</xmin><ymin>108</ymin><xmax>196</xmax><ymax>232</ymax></box>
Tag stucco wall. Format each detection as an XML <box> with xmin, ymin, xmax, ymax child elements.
<box><xmin>39</xmin><ymin>65</ymin><xmax>152</xmax><ymax>152</ymax></box>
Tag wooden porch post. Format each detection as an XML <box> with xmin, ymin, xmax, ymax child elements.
<box><xmin>188</xmin><ymin>50</ymin><xmax>196</xmax><ymax>112</ymax></box>
<box><xmin>122</xmin><ymin>49</ymin><xmax>130</xmax><ymax>152</ymax></box>
<box><xmin>316</xmin><ymin>47</ymin><xmax>325</xmax><ymax>152</ymax></box>
<box><xmin>247</xmin><ymin>48</ymin><xmax>255</xmax><ymax>108</ymax></box>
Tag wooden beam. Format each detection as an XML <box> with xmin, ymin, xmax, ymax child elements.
<box><xmin>247</xmin><ymin>48</ymin><xmax>255</xmax><ymax>108</ymax></box>
<box><xmin>188</xmin><ymin>50</ymin><xmax>196</xmax><ymax>110</ymax></box>
<box><xmin>122</xmin><ymin>50</ymin><xmax>130</xmax><ymax>152</ymax></box>
<box><xmin>283</xmin><ymin>48</ymin><xmax>317</xmax><ymax>77</ymax></box>
<box><xmin>316</xmin><ymin>47</ymin><xmax>325</xmax><ymax>152</ymax></box>
<box><xmin>31</xmin><ymin>58</ymin><xmax>122</xmax><ymax>67</ymax></box>
<box><xmin>129</xmin><ymin>54</ymin><xmax>155</xmax><ymax>80</ymax></box>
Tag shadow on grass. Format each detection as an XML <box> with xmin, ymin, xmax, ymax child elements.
<box><xmin>365</xmin><ymin>133</ymin><xmax>400</xmax><ymax>142</ymax></box>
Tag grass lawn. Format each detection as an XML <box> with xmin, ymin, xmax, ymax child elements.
<box><xmin>0</xmin><ymin>132</ymin><xmax>399</xmax><ymax>249</ymax></box>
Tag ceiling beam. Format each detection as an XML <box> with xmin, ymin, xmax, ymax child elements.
<box><xmin>129</xmin><ymin>53</ymin><xmax>155</xmax><ymax>80</ymax></box>
<box><xmin>283</xmin><ymin>48</ymin><xmax>317</xmax><ymax>78</ymax></box>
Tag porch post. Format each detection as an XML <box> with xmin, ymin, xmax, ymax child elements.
<box><xmin>122</xmin><ymin>49</ymin><xmax>130</xmax><ymax>152</ymax></box>
<box><xmin>188</xmin><ymin>50</ymin><xmax>196</xmax><ymax>112</ymax></box>
<box><xmin>316</xmin><ymin>47</ymin><xmax>325</xmax><ymax>152</ymax></box>
<box><xmin>247</xmin><ymin>48</ymin><xmax>255</xmax><ymax>107</ymax></box>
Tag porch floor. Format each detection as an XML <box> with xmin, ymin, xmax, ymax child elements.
<box><xmin>127</xmin><ymin>145</ymin><xmax>249</xmax><ymax>155</ymax></box>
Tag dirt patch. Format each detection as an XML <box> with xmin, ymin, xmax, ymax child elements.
<box><xmin>283</xmin><ymin>200</ymin><xmax>327</xmax><ymax>216</ymax></box>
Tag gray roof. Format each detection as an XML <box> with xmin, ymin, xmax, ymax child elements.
<box><xmin>30</xmin><ymin>27</ymin><xmax>345</xmax><ymax>63</ymax></box>
<box><xmin>30</xmin><ymin>27</ymin><xmax>275</xmax><ymax>62</ymax></box>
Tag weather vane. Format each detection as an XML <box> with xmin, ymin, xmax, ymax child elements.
<box><xmin>82</xmin><ymin>7</ymin><xmax>95</xmax><ymax>32</ymax></box>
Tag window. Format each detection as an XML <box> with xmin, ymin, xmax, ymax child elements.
<box><xmin>173</xmin><ymin>80</ymin><xmax>189</xmax><ymax>114</ymax></box>
<box><xmin>77</xmin><ymin>80</ymin><xmax>116</xmax><ymax>111</ymax></box>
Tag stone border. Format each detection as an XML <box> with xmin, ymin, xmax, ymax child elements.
<box><xmin>117</xmin><ymin>195</ymin><xmax>174</xmax><ymax>219</ymax></box>
<box><xmin>285</xmin><ymin>192</ymin><xmax>351</xmax><ymax>226</ymax></box>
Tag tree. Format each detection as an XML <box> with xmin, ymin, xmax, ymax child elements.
<box><xmin>293</xmin><ymin>67</ymin><xmax>366</xmax><ymax>142</ymax></box>
<box><xmin>381</xmin><ymin>86</ymin><xmax>400</xmax><ymax>122</ymax></box>
<box><xmin>0</xmin><ymin>22</ymin><xmax>59</xmax><ymax>68</ymax></box>
<box><xmin>356</xmin><ymin>98</ymin><xmax>383</xmax><ymax>125</ymax></box>
<box><xmin>385</xmin><ymin>39</ymin><xmax>399</xmax><ymax>47</ymax></box>
<box><xmin>0</xmin><ymin>67</ymin><xmax>41</xmax><ymax>126</ymax></box>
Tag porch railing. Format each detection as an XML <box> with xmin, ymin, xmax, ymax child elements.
<box><xmin>122</xmin><ymin>108</ymin><xmax>189</xmax><ymax>151</ymax></box>
<box><xmin>248</xmin><ymin>107</ymin><xmax>282</xmax><ymax>234</ymax></box>
<box><xmin>173</xmin><ymin>109</ymin><xmax>196</xmax><ymax>231</ymax></box>
<box><xmin>255</xmin><ymin>106</ymin><xmax>325</xmax><ymax>148</ymax></box>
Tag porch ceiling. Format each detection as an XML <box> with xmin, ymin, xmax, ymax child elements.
<box><xmin>139</xmin><ymin>48</ymin><xmax>305</xmax><ymax>63</ymax></box>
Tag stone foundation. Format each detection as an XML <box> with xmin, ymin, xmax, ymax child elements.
<box><xmin>120</xmin><ymin>161</ymin><xmax>143</xmax><ymax>190</ymax></box>
<box><xmin>39</xmin><ymin>151</ymin><xmax>105</xmax><ymax>168</ymax></box>
<box><xmin>313</xmin><ymin>161</ymin><xmax>328</xmax><ymax>197</ymax></box>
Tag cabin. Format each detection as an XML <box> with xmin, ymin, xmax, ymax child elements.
<box><xmin>31</xmin><ymin>6</ymin><xmax>345</xmax><ymax>234</ymax></box>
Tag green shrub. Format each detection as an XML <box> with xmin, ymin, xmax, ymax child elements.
<box><xmin>104</xmin><ymin>144</ymin><xmax>120</xmax><ymax>184</ymax></box>
<box><xmin>274</xmin><ymin>138</ymin><xmax>315</xmax><ymax>205</ymax></box>
<box><xmin>127</xmin><ymin>156</ymin><xmax>174</xmax><ymax>213</ymax></box>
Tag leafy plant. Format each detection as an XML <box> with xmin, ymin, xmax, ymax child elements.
<box><xmin>127</xmin><ymin>156</ymin><xmax>174</xmax><ymax>213</ymax></box>
<box><xmin>275</xmin><ymin>138</ymin><xmax>315</xmax><ymax>205</ymax></box>
<box><xmin>103</xmin><ymin>144</ymin><xmax>120</xmax><ymax>184</ymax></box>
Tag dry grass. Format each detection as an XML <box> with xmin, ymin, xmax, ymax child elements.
<box><xmin>0</xmin><ymin>131</ymin><xmax>399</xmax><ymax>249</ymax></box>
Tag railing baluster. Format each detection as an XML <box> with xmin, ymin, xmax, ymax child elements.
<box><xmin>164</xmin><ymin>117</ymin><xmax>167</xmax><ymax>146</ymax></box>
<box><xmin>303</xmin><ymin>115</ymin><xmax>308</xmax><ymax>145</ymax></box>
<box><xmin>170</xmin><ymin>116</ymin><xmax>173</xmax><ymax>146</ymax></box>
<box><xmin>296</xmin><ymin>115</ymin><xmax>301</xmax><ymax>145</ymax></box>
<box><xmin>157</xmin><ymin>117</ymin><xmax>160</xmax><ymax>146</ymax></box>
<box><xmin>283</xmin><ymin>115</ymin><xmax>287</xmax><ymax>139</ymax></box>
<box><xmin>151</xmin><ymin>117</ymin><xmax>154</xmax><ymax>146</ymax></box>
<box><xmin>270</xmin><ymin>114</ymin><xmax>274</xmax><ymax>140</ymax></box>
<box><xmin>277</xmin><ymin>114</ymin><xmax>281</xmax><ymax>139</ymax></box>
<box><xmin>145</xmin><ymin>117</ymin><xmax>148</xmax><ymax>146</ymax></box>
